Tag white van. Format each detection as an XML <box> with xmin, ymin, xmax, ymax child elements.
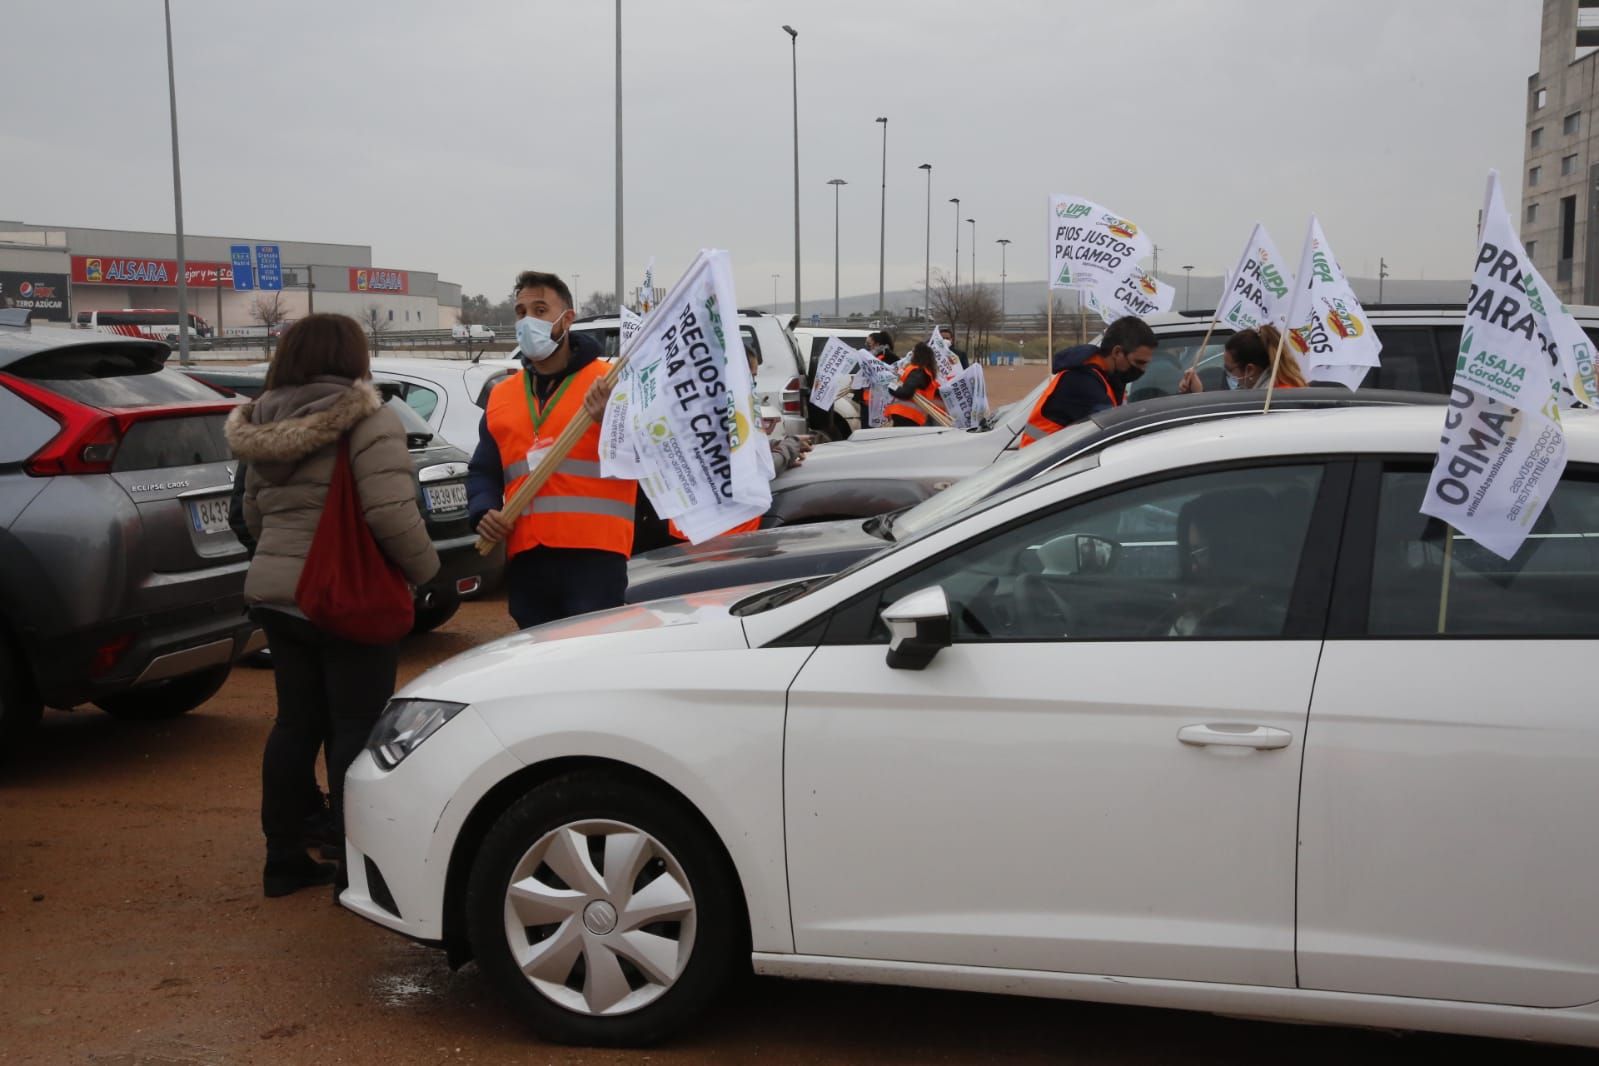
<box><xmin>451</xmin><ymin>323</ymin><xmax>496</xmax><ymax>341</ymax></box>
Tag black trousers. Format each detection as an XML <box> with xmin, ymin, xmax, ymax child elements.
<box><xmin>253</xmin><ymin>609</ymin><xmax>398</xmax><ymax>857</ymax></box>
<box><xmin>505</xmin><ymin>545</ymin><xmax>628</xmax><ymax>629</ymax></box>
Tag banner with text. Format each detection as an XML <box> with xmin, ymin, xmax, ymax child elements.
<box><xmin>1086</xmin><ymin>263</ymin><xmax>1174</xmax><ymax>324</ymax></box>
<box><xmin>809</xmin><ymin>336</ymin><xmax>861</xmax><ymax>410</ymax></box>
<box><xmin>939</xmin><ymin>362</ymin><xmax>990</xmax><ymax>430</ymax></box>
<box><xmin>1284</xmin><ymin>216</ymin><xmax>1383</xmax><ymax>387</ymax></box>
<box><xmin>1218</xmin><ymin>223</ymin><xmax>1293</xmax><ymax>332</ymax></box>
<box><xmin>926</xmin><ymin>327</ymin><xmax>962</xmax><ymax>380</ymax></box>
<box><xmin>1048</xmin><ymin>194</ymin><xmax>1154</xmax><ymax>292</ymax></box>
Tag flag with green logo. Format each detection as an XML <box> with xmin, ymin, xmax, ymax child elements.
<box><xmin>1048</xmin><ymin>194</ymin><xmax>1154</xmax><ymax>293</ymax></box>
<box><xmin>1219</xmin><ymin>223</ymin><xmax>1293</xmax><ymax>332</ymax></box>
<box><xmin>1283</xmin><ymin>216</ymin><xmax>1383</xmax><ymax>388</ymax></box>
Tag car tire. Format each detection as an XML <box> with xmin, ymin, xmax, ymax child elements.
<box><xmin>411</xmin><ymin>597</ymin><xmax>461</xmax><ymax>635</ymax></box>
<box><xmin>465</xmin><ymin>771</ymin><xmax>743</xmax><ymax>1047</ymax></box>
<box><xmin>0</xmin><ymin>642</ymin><xmax>43</xmax><ymax>764</ymax></box>
<box><xmin>93</xmin><ymin>664</ymin><xmax>231</xmax><ymax>721</ymax></box>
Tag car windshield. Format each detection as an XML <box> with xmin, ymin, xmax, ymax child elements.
<box><xmin>890</xmin><ymin>418</ymin><xmax>1104</xmax><ymax>540</ymax></box>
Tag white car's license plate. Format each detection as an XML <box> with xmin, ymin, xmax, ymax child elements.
<box><xmin>425</xmin><ymin>483</ymin><xmax>468</xmax><ymax>513</ymax></box>
<box><xmin>189</xmin><ymin>496</ymin><xmax>231</xmax><ymax>535</ymax></box>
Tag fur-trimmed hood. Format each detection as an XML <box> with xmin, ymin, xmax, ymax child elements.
<box><xmin>225</xmin><ymin>376</ymin><xmax>383</xmax><ymax>484</ymax></box>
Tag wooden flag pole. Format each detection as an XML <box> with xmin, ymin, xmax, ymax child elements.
<box><xmin>1184</xmin><ymin>311</ymin><xmax>1223</xmax><ymax>377</ymax></box>
<box><xmin>1435</xmin><ymin>525</ymin><xmax>1456</xmax><ymax>635</ymax></box>
<box><xmin>1046</xmin><ymin>297</ymin><xmax>1055</xmax><ymax>374</ymax></box>
<box><xmin>1259</xmin><ymin>325</ymin><xmax>1292</xmax><ymax>414</ymax></box>
<box><xmin>914</xmin><ymin>393</ymin><xmax>955</xmax><ymax>427</ymax></box>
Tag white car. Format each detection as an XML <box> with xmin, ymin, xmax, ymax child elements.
<box><xmin>340</xmin><ymin>405</ymin><xmax>1599</xmax><ymax>1049</ymax></box>
<box><xmin>570</xmin><ymin>311</ymin><xmax>810</xmax><ymax>440</ymax></box>
<box><xmin>368</xmin><ymin>356</ymin><xmax>521</xmax><ymax>451</ymax></box>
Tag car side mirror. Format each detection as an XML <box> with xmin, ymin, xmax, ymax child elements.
<box><xmin>882</xmin><ymin>586</ymin><xmax>952</xmax><ymax>670</ymax></box>
<box><xmin>1075</xmin><ymin>534</ymin><xmax>1118</xmax><ymax>574</ymax></box>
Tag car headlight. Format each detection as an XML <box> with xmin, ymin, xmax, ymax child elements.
<box><xmin>367</xmin><ymin>699</ymin><xmax>468</xmax><ymax>770</ymax></box>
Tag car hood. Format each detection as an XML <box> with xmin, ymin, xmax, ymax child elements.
<box><xmin>626</xmin><ymin>518</ymin><xmax>883</xmax><ymax>602</ymax></box>
<box><xmin>847</xmin><ymin>424</ymin><xmax>952</xmax><ymax>443</ymax></box>
<box><xmin>396</xmin><ymin>586</ymin><xmax>761</xmax><ymax>704</ymax></box>
<box><xmin>774</xmin><ymin>424</ymin><xmax>1003</xmax><ymax>488</ymax></box>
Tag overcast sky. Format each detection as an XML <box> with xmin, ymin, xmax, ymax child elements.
<box><xmin>5</xmin><ymin>1</ymin><xmax>1542</xmax><ymax>307</ymax></box>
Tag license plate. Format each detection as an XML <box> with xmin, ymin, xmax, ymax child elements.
<box><xmin>425</xmin><ymin>483</ymin><xmax>468</xmax><ymax>513</ymax></box>
<box><xmin>189</xmin><ymin>496</ymin><xmax>231</xmax><ymax>535</ymax></box>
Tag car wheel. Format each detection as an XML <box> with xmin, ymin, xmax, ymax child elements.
<box><xmin>465</xmin><ymin>772</ymin><xmax>742</xmax><ymax>1046</ymax></box>
<box><xmin>93</xmin><ymin>664</ymin><xmax>231</xmax><ymax>720</ymax></box>
<box><xmin>411</xmin><ymin>597</ymin><xmax>461</xmax><ymax>635</ymax></box>
<box><xmin>0</xmin><ymin>642</ymin><xmax>43</xmax><ymax>764</ymax></box>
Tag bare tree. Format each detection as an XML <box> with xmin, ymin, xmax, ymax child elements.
<box><xmin>251</xmin><ymin>292</ymin><xmax>289</xmax><ymax>355</ymax></box>
<box><xmin>579</xmin><ymin>290</ymin><xmax>619</xmax><ymax>318</ymax></box>
<box><xmin>363</xmin><ymin>304</ymin><xmax>392</xmax><ymax>356</ymax></box>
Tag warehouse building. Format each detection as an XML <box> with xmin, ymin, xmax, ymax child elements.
<box><xmin>0</xmin><ymin>221</ymin><xmax>462</xmax><ymax>334</ymax></box>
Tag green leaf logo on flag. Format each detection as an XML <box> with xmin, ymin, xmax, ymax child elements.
<box><xmin>1458</xmin><ymin>326</ymin><xmax>1472</xmax><ymax>373</ymax></box>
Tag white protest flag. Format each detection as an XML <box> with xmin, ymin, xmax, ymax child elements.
<box><xmin>600</xmin><ymin>249</ymin><xmax>772</xmax><ymax>543</ymax></box>
<box><xmin>1520</xmin><ymin>262</ymin><xmax>1599</xmax><ymax>408</ymax></box>
<box><xmin>926</xmin><ymin>327</ymin><xmax>961</xmax><ymax>380</ymax></box>
<box><xmin>637</xmin><ymin>257</ymin><xmax>656</xmax><ymax>313</ymax></box>
<box><xmin>598</xmin><ymin>305</ymin><xmax>649</xmax><ymax>477</ymax></box>
<box><xmin>809</xmin><ymin>336</ymin><xmax>861</xmax><ymax>410</ymax></box>
<box><xmin>1283</xmin><ymin>216</ymin><xmax>1383</xmax><ymax>388</ymax></box>
<box><xmin>1048</xmin><ymin>194</ymin><xmax>1154</xmax><ymax>292</ymax></box>
<box><xmin>857</xmin><ymin>358</ymin><xmax>900</xmax><ymax>428</ymax></box>
<box><xmin>1217</xmin><ymin>223</ymin><xmax>1294</xmax><ymax>332</ymax></box>
<box><xmin>1088</xmin><ymin>262</ymin><xmax>1174</xmax><ymax>323</ymax></box>
<box><xmin>1419</xmin><ymin>171</ymin><xmax>1567</xmax><ymax>560</ymax></box>
<box><xmin>939</xmin><ymin>362</ymin><xmax>989</xmax><ymax>430</ymax></box>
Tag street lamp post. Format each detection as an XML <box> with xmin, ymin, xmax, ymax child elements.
<box><xmin>996</xmin><ymin>238</ymin><xmax>1011</xmax><ymax>316</ymax></box>
<box><xmin>918</xmin><ymin>163</ymin><xmax>932</xmax><ymax>320</ymax></box>
<box><xmin>827</xmin><ymin>178</ymin><xmax>847</xmax><ymax>317</ymax></box>
<box><xmin>950</xmin><ymin>197</ymin><xmax>961</xmax><ymax>293</ymax></box>
<box><xmin>967</xmin><ymin>218</ymin><xmax>976</xmax><ymax>287</ymax></box>
<box><xmin>1182</xmin><ymin>264</ymin><xmax>1194</xmax><ymax>310</ymax></box>
<box><xmin>771</xmin><ymin>273</ymin><xmax>780</xmax><ymax>313</ymax></box>
<box><xmin>875</xmin><ymin>117</ymin><xmax>887</xmax><ymax>321</ymax></box>
<box><xmin>615</xmin><ymin>1</ymin><xmax>624</xmax><ymax>317</ymax></box>
<box><xmin>783</xmin><ymin>25</ymin><xmax>800</xmax><ymax>317</ymax></box>
<box><xmin>162</xmin><ymin>0</ymin><xmax>191</xmax><ymax>366</ymax></box>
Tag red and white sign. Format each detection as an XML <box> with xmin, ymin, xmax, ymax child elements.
<box><xmin>71</xmin><ymin>255</ymin><xmax>233</xmax><ymax>288</ymax></box>
<box><xmin>349</xmin><ymin>267</ymin><xmax>409</xmax><ymax>295</ymax></box>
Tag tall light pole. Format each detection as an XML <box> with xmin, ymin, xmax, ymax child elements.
<box><xmin>827</xmin><ymin>178</ymin><xmax>846</xmax><ymax>317</ymax></box>
<box><xmin>162</xmin><ymin>0</ymin><xmax>191</xmax><ymax>366</ymax></box>
<box><xmin>783</xmin><ymin>25</ymin><xmax>800</xmax><ymax>317</ymax></box>
<box><xmin>950</xmin><ymin>197</ymin><xmax>961</xmax><ymax>293</ymax></box>
<box><xmin>875</xmin><ymin>117</ymin><xmax>887</xmax><ymax>320</ymax></box>
<box><xmin>1378</xmin><ymin>257</ymin><xmax>1389</xmax><ymax>304</ymax></box>
<box><xmin>918</xmin><ymin>163</ymin><xmax>932</xmax><ymax>319</ymax></box>
<box><xmin>615</xmin><ymin>1</ymin><xmax>624</xmax><ymax>315</ymax></box>
<box><xmin>771</xmin><ymin>273</ymin><xmax>780</xmax><ymax>313</ymax></box>
<box><xmin>996</xmin><ymin>238</ymin><xmax>1011</xmax><ymax>317</ymax></box>
<box><xmin>967</xmin><ymin>218</ymin><xmax>976</xmax><ymax>287</ymax></box>
<box><xmin>1182</xmin><ymin>264</ymin><xmax>1194</xmax><ymax>310</ymax></box>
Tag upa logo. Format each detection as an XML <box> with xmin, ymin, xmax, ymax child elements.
<box><xmin>85</xmin><ymin>258</ymin><xmax>104</xmax><ymax>283</ymax></box>
<box><xmin>1103</xmin><ymin>216</ymin><xmax>1139</xmax><ymax>240</ymax></box>
<box><xmin>354</xmin><ymin>269</ymin><xmax>370</xmax><ymax>291</ymax></box>
<box><xmin>1056</xmin><ymin>263</ymin><xmax>1075</xmax><ymax>286</ymax></box>
<box><xmin>1056</xmin><ymin>201</ymin><xmax>1091</xmax><ymax>219</ymax></box>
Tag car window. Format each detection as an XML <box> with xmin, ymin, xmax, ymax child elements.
<box><xmin>116</xmin><ymin>415</ymin><xmax>232</xmax><ymax>471</ymax></box>
<box><xmin>9</xmin><ymin>348</ymin><xmax>223</xmax><ymax>407</ymax></box>
<box><xmin>1128</xmin><ymin>331</ymin><xmax>1233</xmax><ymax>402</ymax></box>
<box><xmin>1313</xmin><ymin>326</ymin><xmax>1436</xmax><ymax>393</ymax></box>
<box><xmin>1367</xmin><ymin>466</ymin><xmax>1599</xmax><ymax>637</ymax></box>
<box><xmin>741</xmin><ymin>326</ymin><xmax>762</xmax><ymax>364</ymax></box>
<box><xmin>402</xmin><ymin>383</ymin><xmax>440</xmax><ymax>421</ymax></box>
<box><xmin>862</xmin><ymin>464</ymin><xmax>1325</xmax><ymax>643</ymax></box>
<box><xmin>473</xmin><ymin>369</ymin><xmax>514</xmax><ymax>408</ymax></box>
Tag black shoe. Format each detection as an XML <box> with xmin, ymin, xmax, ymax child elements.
<box><xmin>317</xmin><ymin>840</ymin><xmax>343</xmax><ymax>862</ymax></box>
<box><xmin>302</xmin><ymin>808</ymin><xmax>339</xmax><ymax>850</ymax></box>
<box><xmin>263</xmin><ymin>854</ymin><xmax>338</xmax><ymax>898</ymax></box>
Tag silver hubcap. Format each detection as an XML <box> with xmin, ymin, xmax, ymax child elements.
<box><xmin>501</xmin><ymin>819</ymin><xmax>696</xmax><ymax>1016</ymax></box>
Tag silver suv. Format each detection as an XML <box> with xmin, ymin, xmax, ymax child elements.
<box><xmin>0</xmin><ymin>322</ymin><xmax>256</xmax><ymax>761</ymax></box>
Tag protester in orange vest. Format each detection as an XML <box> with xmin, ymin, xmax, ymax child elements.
<box><xmin>1177</xmin><ymin>325</ymin><xmax>1305</xmax><ymax>394</ymax></box>
<box><xmin>884</xmin><ymin>342</ymin><xmax>947</xmax><ymax>427</ymax></box>
<box><xmin>1020</xmin><ymin>316</ymin><xmax>1158</xmax><ymax>447</ymax></box>
<box><xmin>467</xmin><ymin>270</ymin><xmax>635</xmax><ymax>628</ymax></box>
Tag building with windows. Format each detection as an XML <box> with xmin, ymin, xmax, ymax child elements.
<box><xmin>1523</xmin><ymin>0</ymin><xmax>1599</xmax><ymax>303</ymax></box>
<box><xmin>0</xmin><ymin>221</ymin><xmax>462</xmax><ymax>334</ymax></box>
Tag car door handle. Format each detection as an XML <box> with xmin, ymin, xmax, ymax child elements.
<box><xmin>1177</xmin><ymin>724</ymin><xmax>1293</xmax><ymax>750</ymax></box>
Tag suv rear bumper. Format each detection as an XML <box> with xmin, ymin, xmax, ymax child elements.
<box><xmin>26</xmin><ymin>594</ymin><xmax>256</xmax><ymax>709</ymax></box>
<box><xmin>417</xmin><ymin>532</ymin><xmax>502</xmax><ymax>604</ymax></box>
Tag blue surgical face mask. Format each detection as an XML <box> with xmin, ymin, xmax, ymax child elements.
<box><xmin>515</xmin><ymin>313</ymin><xmax>565</xmax><ymax>363</ymax></box>
<box><xmin>1225</xmin><ymin>371</ymin><xmax>1242</xmax><ymax>390</ymax></box>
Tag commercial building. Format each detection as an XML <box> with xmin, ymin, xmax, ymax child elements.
<box><xmin>0</xmin><ymin>221</ymin><xmax>462</xmax><ymax>333</ymax></box>
<box><xmin>1523</xmin><ymin>0</ymin><xmax>1599</xmax><ymax>304</ymax></box>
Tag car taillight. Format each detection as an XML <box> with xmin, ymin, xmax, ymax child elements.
<box><xmin>782</xmin><ymin>375</ymin><xmax>804</xmax><ymax>415</ymax></box>
<box><xmin>0</xmin><ymin>373</ymin><xmax>236</xmax><ymax>477</ymax></box>
<box><xmin>90</xmin><ymin>633</ymin><xmax>134</xmax><ymax>678</ymax></box>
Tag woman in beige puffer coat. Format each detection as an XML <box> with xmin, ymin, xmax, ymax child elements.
<box><xmin>225</xmin><ymin>313</ymin><xmax>439</xmax><ymax>899</ymax></box>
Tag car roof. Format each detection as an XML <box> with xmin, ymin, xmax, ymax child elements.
<box><xmin>1094</xmin><ymin>404</ymin><xmax>1599</xmax><ymax>473</ymax></box>
<box><xmin>1087</xmin><ymin>386</ymin><xmax>1442</xmax><ymax>432</ymax></box>
<box><xmin>0</xmin><ymin>329</ymin><xmax>172</xmax><ymax>371</ymax></box>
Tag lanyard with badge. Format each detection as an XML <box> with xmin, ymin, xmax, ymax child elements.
<box><xmin>521</xmin><ymin>370</ymin><xmax>575</xmax><ymax>481</ymax></box>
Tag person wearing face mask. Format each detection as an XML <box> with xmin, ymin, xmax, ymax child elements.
<box><xmin>1020</xmin><ymin>316</ymin><xmax>1158</xmax><ymax>447</ymax></box>
<box><xmin>466</xmin><ymin>270</ymin><xmax>637</xmax><ymax>628</ymax></box>
<box><xmin>1177</xmin><ymin>325</ymin><xmax>1306</xmax><ymax>394</ymax></box>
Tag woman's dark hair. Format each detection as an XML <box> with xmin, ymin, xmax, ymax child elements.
<box><xmin>909</xmin><ymin>341</ymin><xmax>937</xmax><ymax>374</ymax></box>
<box><xmin>1225</xmin><ymin>325</ymin><xmax>1304</xmax><ymax>386</ymax></box>
<box><xmin>878</xmin><ymin>330</ymin><xmax>895</xmax><ymax>355</ymax></box>
<box><xmin>265</xmin><ymin>313</ymin><xmax>371</xmax><ymax>389</ymax></box>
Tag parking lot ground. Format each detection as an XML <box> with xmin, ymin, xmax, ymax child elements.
<box><xmin>3</xmin><ymin>604</ymin><xmax>1594</xmax><ymax>1065</ymax></box>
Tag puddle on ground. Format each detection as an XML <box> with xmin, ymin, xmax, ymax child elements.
<box><xmin>370</xmin><ymin>943</ymin><xmax>458</xmax><ymax>1008</ymax></box>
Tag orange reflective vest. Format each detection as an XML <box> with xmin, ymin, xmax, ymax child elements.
<box><xmin>884</xmin><ymin>365</ymin><xmax>945</xmax><ymax>426</ymax></box>
<box><xmin>1019</xmin><ymin>362</ymin><xmax>1119</xmax><ymax>448</ymax></box>
<box><xmin>668</xmin><ymin>515</ymin><xmax>762</xmax><ymax>542</ymax></box>
<box><xmin>485</xmin><ymin>360</ymin><xmax>637</xmax><ymax>559</ymax></box>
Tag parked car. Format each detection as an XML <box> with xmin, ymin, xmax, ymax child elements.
<box><xmin>569</xmin><ymin>310</ymin><xmax>810</xmax><ymax>440</ymax></box>
<box><xmin>364</xmin><ymin>356</ymin><xmax>522</xmax><ymax>452</ymax></box>
<box><xmin>0</xmin><ymin>326</ymin><xmax>258</xmax><ymax>761</ymax></box>
<box><xmin>625</xmin><ymin>387</ymin><xmax>1444</xmax><ymax>603</ymax></box>
<box><xmin>792</xmin><ymin>326</ymin><xmax>873</xmax><ymax>440</ymax></box>
<box><xmin>182</xmin><ymin>366</ymin><xmax>503</xmax><ymax>631</ymax></box>
<box><xmin>767</xmin><ymin>303</ymin><xmax>1599</xmax><ymax>527</ymax></box>
<box><xmin>451</xmin><ymin>324</ymin><xmax>497</xmax><ymax>342</ymax></box>
<box><xmin>340</xmin><ymin>403</ymin><xmax>1599</xmax><ymax>1049</ymax></box>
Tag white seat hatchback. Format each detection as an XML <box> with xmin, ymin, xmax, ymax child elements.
<box><xmin>339</xmin><ymin>405</ymin><xmax>1599</xmax><ymax>1049</ymax></box>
